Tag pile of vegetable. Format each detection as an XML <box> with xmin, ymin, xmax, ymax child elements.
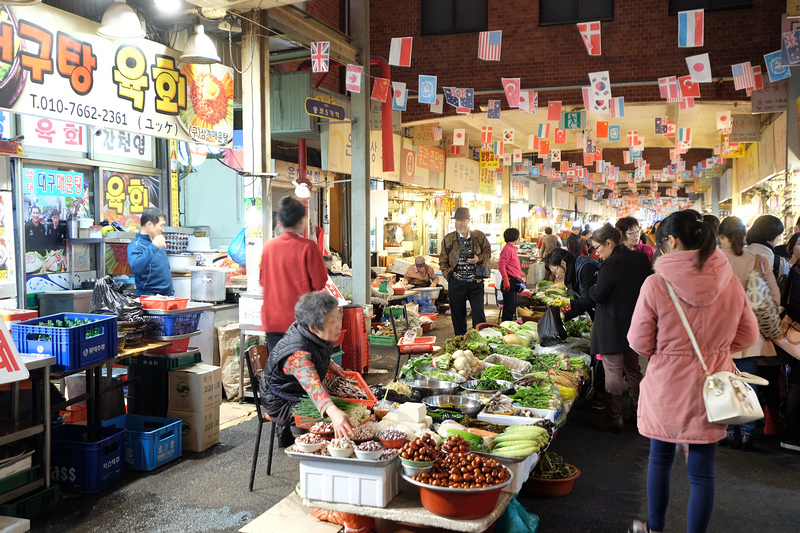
<box><xmin>517</xmin><ymin>307</ymin><xmax>545</xmax><ymax>318</ymax></box>
<box><xmin>481</xmin><ymin>365</ymin><xmax>514</xmax><ymax>382</ymax></box>
<box><xmin>473</xmin><ymin>378</ymin><xmax>504</xmax><ymax>390</ymax></box>
<box><xmin>534</xmin><ymin>282</ymin><xmax>571</xmax><ymax>308</ymax></box>
<box><xmin>564</xmin><ymin>320</ymin><xmax>592</xmax><ymax>338</ymax></box>
<box><xmin>497</xmin><ymin>321</ymin><xmax>538</xmax><ymax>348</ymax></box>
<box><xmin>443</xmin><ymin>349</ymin><xmax>480</xmax><ymax>378</ymax></box>
<box><xmin>488</xmin><ymin>341</ymin><xmax>534</xmax><ymax>361</ymax></box>
<box><xmin>442</xmin><ymin>330</ymin><xmax>492</xmax><ymax>359</ymax></box>
<box><xmin>292</xmin><ymin>397</ymin><xmax>370</xmax><ymax>426</ymax></box>
<box><xmin>418</xmin><ymin>368</ymin><xmax>461</xmax><ymax>382</ymax></box>
<box><xmin>323</xmin><ymin>376</ymin><xmax>367</xmax><ymax>399</ymax></box>
<box><xmin>511</xmin><ymin>382</ymin><xmax>560</xmax><ymax>411</ymax></box>
<box><xmin>399</xmin><ymin>355</ymin><xmax>433</xmax><ymax>380</ymax></box>
<box><xmin>490</xmin><ymin>425</ymin><xmax>550</xmax><ymax>457</ymax></box>
<box><xmin>532</xmin><ymin>451</ymin><xmax>577</xmax><ymax>479</ymax></box>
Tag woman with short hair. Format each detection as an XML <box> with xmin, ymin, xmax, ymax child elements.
<box><xmin>499</xmin><ymin>228</ymin><xmax>523</xmax><ymax>322</ymax></box>
<box><xmin>617</xmin><ymin>216</ymin><xmax>655</xmax><ymax>264</ymax></box>
<box><xmin>259</xmin><ymin>291</ymin><xmax>353</xmax><ymax>447</ymax></box>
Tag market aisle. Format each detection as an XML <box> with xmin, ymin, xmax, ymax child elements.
<box><xmin>30</xmin><ymin>309</ymin><xmax>800</xmax><ymax>533</ymax></box>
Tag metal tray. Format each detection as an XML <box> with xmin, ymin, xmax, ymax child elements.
<box><xmin>147</xmin><ymin>329</ymin><xmax>202</xmax><ymax>341</ymax></box>
<box><xmin>284</xmin><ymin>445</ymin><xmax>400</xmax><ymax>467</ymax></box>
<box><xmin>143</xmin><ymin>302</ymin><xmax>212</xmax><ymax>316</ymax></box>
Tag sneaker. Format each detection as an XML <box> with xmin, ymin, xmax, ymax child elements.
<box><xmin>629</xmin><ymin>520</ymin><xmax>650</xmax><ymax>533</ymax></box>
<box><xmin>719</xmin><ymin>432</ymin><xmax>738</xmax><ymax>448</ymax></box>
<box><xmin>741</xmin><ymin>433</ymin><xmax>754</xmax><ymax>452</ymax></box>
<box><xmin>780</xmin><ymin>439</ymin><xmax>800</xmax><ymax>452</ymax></box>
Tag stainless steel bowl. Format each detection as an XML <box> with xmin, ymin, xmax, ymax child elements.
<box><xmin>414</xmin><ymin>366</ymin><xmax>466</xmax><ymax>384</ymax></box>
<box><xmin>423</xmin><ymin>394</ymin><xmax>483</xmax><ymax>416</ymax></box>
<box><xmin>404</xmin><ymin>379</ymin><xmax>462</xmax><ymax>398</ymax></box>
<box><xmin>461</xmin><ymin>379</ymin><xmax>515</xmax><ymax>397</ymax></box>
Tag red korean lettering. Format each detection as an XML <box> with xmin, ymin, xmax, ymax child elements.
<box><xmin>150</xmin><ymin>55</ymin><xmax>187</xmax><ymax>115</ymax></box>
<box><xmin>105</xmin><ymin>175</ymin><xmax>125</xmax><ymax>214</ymax></box>
<box><xmin>35</xmin><ymin>118</ymin><xmax>55</xmax><ymax>143</ymax></box>
<box><xmin>127</xmin><ymin>178</ymin><xmax>148</xmax><ymax>214</ymax></box>
<box><xmin>18</xmin><ymin>21</ymin><xmax>54</xmax><ymax>84</ymax></box>
<box><xmin>63</xmin><ymin>123</ymin><xmax>83</xmax><ymax>146</ymax></box>
<box><xmin>63</xmin><ymin>172</ymin><xmax>74</xmax><ymax>196</ymax></box>
<box><xmin>56</xmin><ymin>32</ymin><xmax>97</xmax><ymax>96</ymax></box>
<box><xmin>113</xmin><ymin>45</ymin><xmax>149</xmax><ymax>112</ymax></box>
<box><xmin>0</xmin><ymin>21</ymin><xmax>13</xmax><ymax>63</ymax></box>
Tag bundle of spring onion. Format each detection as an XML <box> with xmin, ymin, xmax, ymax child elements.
<box><xmin>292</xmin><ymin>397</ymin><xmax>370</xmax><ymax>425</ymax></box>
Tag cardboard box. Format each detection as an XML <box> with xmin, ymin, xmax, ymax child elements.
<box><xmin>167</xmin><ymin>407</ymin><xmax>220</xmax><ymax>452</ymax></box>
<box><xmin>168</xmin><ymin>363</ymin><xmax>222</xmax><ymax>412</ymax></box>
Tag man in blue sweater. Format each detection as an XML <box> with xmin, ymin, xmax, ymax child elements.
<box><xmin>127</xmin><ymin>208</ymin><xmax>174</xmax><ymax>296</ymax></box>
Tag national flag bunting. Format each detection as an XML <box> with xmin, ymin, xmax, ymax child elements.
<box><xmin>554</xmin><ymin>128</ymin><xmax>566</xmax><ymax>144</ymax></box>
<box><xmin>678</xmin><ymin>75</ymin><xmax>700</xmax><ymax>98</ymax></box>
<box><xmin>548</xmin><ymin>101</ymin><xmax>562</xmax><ymax>121</ymax></box>
<box><xmin>732</xmin><ymin>62</ymin><xmax>754</xmax><ymax>90</ymax></box>
<box><xmin>418</xmin><ymin>75</ymin><xmax>437</xmax><ymax>104</ymax></box>
<box><xmin>609</xmin><ymin>97</ymin><xmax>625</xmax><ymax>118</ymax></box>
<box><xmin>680</xmin><ymin>97</ymin><xmax>695</xmax><ymax>110</ymax></box>
<box><xmin>478</xmin><ymin>30</ymin><xmax>502</xmax><ymax>61</ymax></box>
<box><xmin>751</xmin><ymin>65</ymin><xmax>764</xmax><ymax>90</ymax></box>
<box><xmin>716</xmin><ymin>111</ymin><xmax>731</xmax><ymax>134</ymax></box>
<box><xmin>627</xmin><ymin>130</ymin><xmax>639</xmax><ymax>147</ymax></box>
<box><xmin>538</xmin><ymin>123</ymin><xmax>550</xmax><ymax>139</ymax></box>
<box><xmin>432</xmin><ymin>126</ymin><xmax>443</xmax><ymax>141</ymax></box>
<box><xmin>392</xmin><ymin>82</ymin><xmax>407</xmax><ymax>110</ymax></box>
<box><xmin>596</xmin><ymin>121</ymin><xmax>609</xmax><ymax>139</ymax></box>
<box><xmin>487</xmin><ymin>100</ymin><xmax>501</xmax><ymax>119</ymax></box>
<box><xmin>345</xmin><ymin>64</ymin><xmax>362</xmax><ymax>92</ymax></box>
<box><xmin>658</xmin><ymin>77</ymin><xmax>680</xmax><ymax>101</ymax></box>
<box><xmin>494</xmin><ymin>140</ymin><xmax>504</xmax><ymax>157</ymax></box>
<box><xmin>519</xmin><ymin>90</ymin><xmax>538</xmax><ymax>113</ymax></box>
<box><xmin>371</xmin><ymin>77</ymin><xmax>389</xmax><ymax>102</ymax></box>
<box><xmin>764</xmin><ymin>50</ymin><xmax>791</xmax><ymax>83</ymax></box>
<box><xmin>678</xmin><ymin>128</ymin><xmax>692</xmax><ymax>145</ymax></box>
<box><xmin>443</xmin><ymin>87</ymin><xmax>474</xmax><ymax>109</ymax></box>
<box><xmin>311</xmin><ymin>41</ymin><xmax>330</xmax><ymax>73</ymax></box>
<box><xmin>577</xmin><ymin>21</ymin><xmax>601</xmax><ymax>56</ymax></box>
<box><xmin>655</xmin><ymin>117</ymin><xmax>668</xmax><ymax>135</ymax></box>
<box><xmin>502</xmin><ymin>78</ymin><xmax>521</xmax><ymax>107</ymax></box>
<box><xmin>452</xmin><ymin>129</ymin><xmax>466</xmax><ymax>146</ymax></box>
<box><xmin>686</xmin><ymin>53</ymin><xmax>712</xmax><ymax>83</ymax></box>
<box><xmin>678</xmin><ymin>9</ymin><xmax>704</xmax><ymax>47</ymax></box>
<box><xmin>503</xmin><ymin>129</ymin><xmax>515</xmax><ymax>143</ymax></box>
<box><xmin>481</xmin><ymin>126</ymin><xmax>493</xmax><ymax>146</ymax></box>
<box><xmin>389</xmin><ymin>37</ymin><xmax>413</xmax><ymax>67</ymax></box>
<box><xmin>430</xmin><ymin>94</ymin><xmax>443</xmax><ymax>114</ymax></box>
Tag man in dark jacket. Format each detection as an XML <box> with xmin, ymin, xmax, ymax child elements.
<box><xmin>439</xmin><ymin>207</ymin><xmax>492</xmax><ymax>336</ymax></box>
<box><xmin>566</xmin><ymin>225</ymin><xmax>582</xmax><ymax>258</ymax></box>
<box><xmin>127</xmin><ymin>208</ymin><xmax>173</xmax><ymax>296</ymax></box>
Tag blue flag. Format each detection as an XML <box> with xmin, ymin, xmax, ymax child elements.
<box><xmin>418</xmin><ymin>75</ymin><xmax>437</xmax><ymax>104</ymax></box>
<box><xmin>487</xmin><ymin>100</ymin><xmax>501</xmax><ymax>119</ymax></box>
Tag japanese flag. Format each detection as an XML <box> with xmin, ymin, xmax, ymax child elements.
<box><xmin>686</xmin><ymin>53</ymin><xmax>712</xmax><ymax>83</ymax></box>
<box><xmin>430</xmin><ymin>94</ymin><xmax>443</xmax><ymax>114</ymax></box>
<box><xmin>453</xmin><ymin>129</ymin><xmax>466</xmax><ymax>146</ymax></box>
<box><xmin>513</xmin><ymin>149</ymin><xmax>522</xmax><ymax>163</ymax></box>
<box><xmin>716</xmin><ymin>111</ymin><xmax>731</xmax><ymax>134</ymax></box>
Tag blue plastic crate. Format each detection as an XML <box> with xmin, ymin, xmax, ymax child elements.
<box><xmin>102</xmin><ymin>414</ymin><xmax>182</xmax><ymax>471</ymax></box>
<box><xmin>50</xmin><ymin>425</ymin><xmax>125</xmax><ymax>494</ymax></box>
<box><xmin>11</xmin><ymin>313</ymin><xmax>118</xmax><ymax>372</ymax></box>
<box><xmin>144</xmin><ymin>311</ymin><xmax>202</xmax><ymax>337</ymax></box>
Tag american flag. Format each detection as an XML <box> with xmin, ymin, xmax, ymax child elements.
<box><xmin>478</xmin><ymin>30</ymin><xmax>502</xmax><ymax>61</ymax></box>
<box><xmin>310</xmin><ymin>41</ymin><xmax>330</xmax><ymax>73</ymax></box>
<box><xmin>732</xmin><ymin>62</ymin><xmax>754</xmax><ymax>91</ymax></box>
<box><xmin>432</xmin><ymin>126</ymin><xmax>442</xmax><ymax>141</ymax></box>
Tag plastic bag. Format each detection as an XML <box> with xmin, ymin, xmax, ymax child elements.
<box><xmin>228</xmin><ymin>227</ymin><xmax>247</xmax><ymax>266</ymax></box>
<box><xmin>495</xmin><ymin>495</ymin><xmax>540</xmax><ymax>533</ymax></box>
<box><xmin>538</xmin><ymin>306</ymin><xmax>567</xmax><ymax>347</ymax></box>
<box><xmin>90</xmin><ymin>276</ymin><xmax>143</xmax><ymax>321</ymax></box>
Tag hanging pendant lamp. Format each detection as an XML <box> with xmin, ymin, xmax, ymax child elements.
<box><xmin>180</xmin><ymin>25</ymin><xmax>220</xmax><ymax>64</ymax></box>
<box><xmin>98</xmin><ymin>0</ymin><xmax>145</xmax><ymax>40</ymax></box>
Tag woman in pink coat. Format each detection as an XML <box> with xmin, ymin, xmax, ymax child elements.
<box><xmin>628</xmin><ymin>211</ymin><xmax>759</xmax><ymax>533</ymax></box>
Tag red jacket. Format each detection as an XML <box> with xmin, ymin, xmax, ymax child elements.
<box><xmin>260</xmin><ymin>232</ymin><xmax>328</xmax><ymax>333</ymax></box>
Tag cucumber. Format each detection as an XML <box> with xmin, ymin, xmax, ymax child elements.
<box><xmin>493</xmin><ymin>434</ymin><xmax>540</xmax><ymax>445</ymax></box>
<box><xmin>502</xmin><ymin>426</ymin><xmax>549</xmax><ymax>436</ymax></box>
<box><xmin>492</xmin><ymin>445</ymin><xmax>539</xmax><ymax>457</ymax></box>
<box><xmin>445</xmin><ymin>429</ymin><xmax>485</xmax><ymax>448</ymax></box>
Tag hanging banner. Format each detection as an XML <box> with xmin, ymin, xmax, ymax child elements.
<box><xmin>478</xmin><ymin>168</ymin><xmax>495</xmax><ymax>195</ymax></box>
<box><xmin>0</xmin><ymin>4</ymin><xmax>234</xmax><ymax>146</ymax></box>
<box><xmin>102</xmin><ymin>171</ymin><xmax>160</xmax><ymax>229</ymax></box>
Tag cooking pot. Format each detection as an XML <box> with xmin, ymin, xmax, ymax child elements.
<box><xmin>167</xmin><ymin>253</ymin><xmax>196</xmax><ymax>273</ymax></box>
<box><xmin>186</xmin><ymin>266</ymin><xmax>233</xmax><ymax>302</ymax></box>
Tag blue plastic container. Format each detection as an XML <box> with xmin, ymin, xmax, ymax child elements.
<box><xmin>11</xmin><ymin>313</ymin><xmax>118</xmax><ymax>372</ymax></box>
<box><xmin>50</xmin><ymin>425</ymin><xmax>125</xmax><ymax>494</ymax></box>
<box><xmin>102</xmin><ymin>415</ymin><xmax>182</xmax><ymax>471</ymax></box>
<box><xmin>331</xmin><ymin>350</ymin><xmax>344</xmax><ymax>367</ymax></box>
<box><xmin>144</xmin><ymin>311</ymin><xmax>202</xmax><ymax>337</ymax></box>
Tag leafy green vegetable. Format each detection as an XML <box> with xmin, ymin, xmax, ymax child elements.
<box><xmin>433</xmin><ymin>353</ymin><xmax>453</xmax><ymax>370</ymax></box>
<box><xmin>532</xmin><ymin>451</ymin><xmax>577</xmax><ymax>479</ymax></box>
<box><xmin>536</xmin><ymin>281</ymin><xmax>554</xmax><ymax>290</ymax></box>
<box><xmin>443</xmin><ymin>330</ymin><xmax>491</xmax><ymax>359</ymax></box>
<box><xmin>564</xmin><ymin>320</ymin><xmax>591</xmax><ymax>338</ymax></box>
<box><xmin>399</xmin><ymin>355</ymin><xmax>433</xmax><ymax>380</ymax></box>
<box><xmin>511</xmin><ymin>383</ymin><xmax>555</xmax><ymax>409</ymax></box>
<box><xmin>475</xmin><ymin>378</ymin><xmax>503</xmax><ymax>390</ymax></box>
<box><xmin>490</xmin><ymin>342</ymin><xmax>534</xmax><ymax>361</ymax></box>
<box><xmin>481</xmin><ymin>365</ymin><xmax>513</xmax><ymax>381</ymax></box>
<box><xmin>419</xmin><ymin>368</ymin><xmax>461</xmax><ymax>382</ymax></box>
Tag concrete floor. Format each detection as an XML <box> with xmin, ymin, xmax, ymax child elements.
<box><xmin>29</xmin><ymin>308</ymin><xmax>800</xmax><ymax>532</ymax></box>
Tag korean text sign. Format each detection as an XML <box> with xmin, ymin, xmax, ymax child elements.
<box><xmin>0</xmin><ymin>4</ymin><xmax>233</xmax><ymax>147</ymax></box>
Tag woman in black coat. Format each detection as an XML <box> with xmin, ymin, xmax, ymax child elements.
<box><xmin>545</xmin><ymin>248</ymin><xmax>599</xmax><ymax>320</ymax></box>
<box><xmin>589</xmin><ymin>223</ymin><xmax>653</xmax><ymax>432</ymax></box>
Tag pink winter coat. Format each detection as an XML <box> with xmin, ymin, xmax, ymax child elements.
<box><xmin>627</xmin><ymin>248</ymin><xmax>759</xmax><ymax>444</ymax></box>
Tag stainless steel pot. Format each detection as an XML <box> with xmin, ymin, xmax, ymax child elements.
<box><xmin>187</xmin><ymin>267</ymin><xmax>233</xmax><ymax>302</ymax></box>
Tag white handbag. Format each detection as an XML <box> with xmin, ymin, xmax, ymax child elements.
<box><xmin>666</xmin><ymin>281</ymin><xmax>768</xmax><ymax>425</ymax></box>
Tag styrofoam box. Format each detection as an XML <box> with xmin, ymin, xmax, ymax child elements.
<box><xmin>300</xmin><ymin>457</ymin><xmax>401</xmax><ymax>508</ymax></box>
<box><xmin>497</xmin><ymin>452</ymin><xmax>538</xmax><ymax>494</ymax></box>
<box><xmin>0</xmin><ymin>515</ymin><xmax>30</xmax><ymax>533</ymax></box>
<box><xmin>168</xmin><ymin>364</ymin><xmax>222</xmax><ymax>412</ymax></box>
<box><xmin>167</xmin><ymin>407</ymin><xmax>220</xmax><ymax>452</ymax></box>
<box><xmin>477</xmin><ymin>410</ymin><xmax>555</xmax><ymax>426</ymax></box>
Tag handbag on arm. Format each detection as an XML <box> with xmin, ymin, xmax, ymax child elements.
<box><xmin>665</xmin><ymin>280</ymin><xmax>768</xmax><ymax>425</ymax></box>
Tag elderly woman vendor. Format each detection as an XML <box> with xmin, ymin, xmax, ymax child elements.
<box><xmin>259</xmin><ymin>291</ymin><xmax>354</xmax><ymax>447</ymax></box>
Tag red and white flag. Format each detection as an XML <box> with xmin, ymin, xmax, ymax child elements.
<box><xmin>678</xmin><ymin>75</ymin><xmax>701</xmax><ymax>98</ymax></box>
<box><xmin>311</xmin><ymin>41</ymin><xmax>330</xmax><ymax>73</ymax></box>
<box><xmin>752</xmin><ymin>65</ymin><xmax>764</xmax><ymax>90</ymax></box>
<box><xmin>547</xmin><ymin>101</ymin><xmax>562</xmax><ymax>121</ymax></box>
<box><xmin>478</xmin><ymin>30</ymin><xmax>502</xmax><ymax>61</ymax></box>
<box><xmin>453</xmin><ymin>129</ymin><xmax>466</xmax><ymax>146</ymax></box>
<box><xmin>371</xmin><ymin>77</ymin><xmax>390</xmax><ymax>102</ymax></box>
<box><xmin>513</xmin><ymin>149</ymin><xmax>522</xmax><ymax>163</ymax></box>
<box><xmin>528</xmin><ymin>134</ymin><xmax>537</xmax><ymax>150</ymax></box>
<box><xmin>389</xmin><ymin>37</ymin><xmax>413</xmax><ymax>67</ymax></box>
<box><xmin>430</xmin><ymin>94</ymin><xmax>443</xmax><ymax>114</ymax></box>
<box><xmin>627</xmin><ymin>130</ymin><xmax>639</xmax><ymax>147</ymax></box>
<box><xmin>716</xmin><ymin>111</ymin><xmax>731</xmax><ymax>134</ymax></box>
<box><xmin>481</xmin><ymin>126</ymin><xmax>493</xmax><ymax>146</ymax></box>
<box><xmin>432</xmin><ymin>126</ymin><xmax>443</xmax><ymax>140</ymax></box>
<box><xmin>345</xmin><ymin>64</ymin><xmax>362</xmax><ymax>92</ymax></box>
<box><xmin>581</xmin><ymin>87</ymin><xmax>590</xmax><ymax>109</ymax></box>
<box><xmin>554</xmin><ymin>128</ymin><xmax>566</xmax><ymax>144</ymax></box>
<box><xmin>519</xmin><ymin>90</ymin><xmax>538</xmax><ymax>113</ymax></box>
<box><xmin>577</xmin><ymin>21</ymin><xmax>601</xmax><ymax>56</ymax></box>
<box><xmin>680</xmin><ymin>97</ymin><xmax>695</xmax><ymax>110</ymax></box>
<box><xmin>502</xmin><ymin>78</ymin><xmax>520</xmax><ymax>107</ymax></box>
<box><xmin>686</xmin><ymin>53</ymin><xmax>712</xmax><ymax>83</ymax></box>
<box><xmin>658</xmin><ymin>76</ymin><xmax>680</xmax><ymax>101</ymax></box>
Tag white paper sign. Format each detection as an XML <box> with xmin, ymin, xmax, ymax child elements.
<box><xmin>0</xmin><ymin>320</ymin><xmax>29</xmax><ymax>384</ymax></box>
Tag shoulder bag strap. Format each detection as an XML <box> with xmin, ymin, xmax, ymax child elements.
<box><xmin>664</xmin><ymin>280</ymin><xmax>711</xmax><ymax>377</ymax></box>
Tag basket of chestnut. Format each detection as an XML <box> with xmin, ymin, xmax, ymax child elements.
<box><xmin>399</xmin><ymin>435</ymin><xmax>440</xmax><ymax>476</ymax></box>
<box><xmin>401</xmin><ymin>436</ymin><xmax>513</xmax><ymax>519</ymax></box>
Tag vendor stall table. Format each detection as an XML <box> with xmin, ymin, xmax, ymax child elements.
<box><xmin>51</xmin><ymin>341</ymin><xmax>170</xmax><ymax>427</ymax></box>
<box><xmin>305</xmin><ymin>485</ymin><xmax>513</xmax><ymax>533</ymax></box>
<box><xmin>0</xmin><ymin>355</ymin><xmax>55</xmax><ymax>505</ymax></box>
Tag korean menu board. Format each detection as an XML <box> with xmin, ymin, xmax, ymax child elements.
<box><xmin>0</xmin><ymin>4</ymin><xmax>233</xmax><ymax>147</ymax></box>
<box><xmin>101</xmin><ymin>171</ymin><xmax>160</xmax><ymax>231</ymax></box>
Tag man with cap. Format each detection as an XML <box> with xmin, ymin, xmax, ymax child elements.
<box><xmin>404</xmin><ymin>256</ymin><xmax>438</xmax><ymax>288</ymax></box>
<box><xmin>439</xmin><ymin>207</ymin><xmax>492</xmax><ymax>336</ymax></box>
<box><xmin>566</xmin><ymin>224</ymin><xmax>583</xmax><ymax>258</ymax></box>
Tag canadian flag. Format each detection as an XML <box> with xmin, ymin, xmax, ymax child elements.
<box><xmin>345</xmin><ymin>64</ymin><xmax>362</xmax><ymax>93</ymax></box>
<box><xmin>577</xmin><ymin>21</ymin><xmax>601</xmax><ymax>56</ymax></box>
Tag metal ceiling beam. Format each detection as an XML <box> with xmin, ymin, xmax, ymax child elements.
<box><xmin>268</xmin><ymin>6</ymin><xmax>358</xmax><ymax>65</ymax></box>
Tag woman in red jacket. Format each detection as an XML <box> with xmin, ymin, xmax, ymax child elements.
<box><xmin>498</xmin><ymin>228</ymin><xmax>523</xmax><ymax>322</ymax></box>
<box><xmin>628</xmin><ymin>211</ymin><xmax>758</xmax><ymax>533</ymax></box>
<box><xmin>261</xmin><ymin>196</ymin><xmax>328</xmax><ymax>353</ymax></box>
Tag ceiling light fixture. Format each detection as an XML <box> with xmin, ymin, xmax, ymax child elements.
<box><xmin>154</xmin><ymin>0</ymin><xmax>182</xmax><ymax>14</ymax></box>
<box><xmin>180</xmin><ymin>24</ymin><xmax>221</xmax><ymax>64</ymax></box>
<box><xmin>98</xmin><ymin>0</ymin><xmax>145</xmax><ymax>40</ymax></box>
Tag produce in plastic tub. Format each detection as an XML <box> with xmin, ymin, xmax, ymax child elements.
<box><xmin>378</xmin><ymin>429</ymin><xmax>407</xmax><ymax>448</ymax></box>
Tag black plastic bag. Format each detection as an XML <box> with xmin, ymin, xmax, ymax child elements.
<box><xmin>538</xmin><ymin>305</ymin><xmax>567</xmax><ymax>347</ymax></box>
<box><xmin>90</xmin><ymin>276</ymin><xmax>144</xmax><ymax>321</ymax></box>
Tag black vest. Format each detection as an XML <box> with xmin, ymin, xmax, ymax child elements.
<box><xmin>259</xmin><ymin>322</ymin><xmax>332</xmax><ymax>413</ymax></box>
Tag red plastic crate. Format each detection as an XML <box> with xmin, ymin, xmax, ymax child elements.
<box><xmin>339</xmin><ymin>371</ymin><xmax>377</xmax><ymax>408</ymax></box>
<box><xmin>148</xmin><ymin>339</ymin><xmax>192</xmax><ymax>354</ymax></box>
<box><xmin>397</xmin><ymin>336</ymin><xmax>436</xmax><ymax>354</ymax></box>
<box><xmin>419</xmin><ymin>312</ymin><xmax>438</xmax><ymax>322</ymax></box>
<box><xmin>140</xmin><ymin>297</ymin><xmax>189</xmax><ymax>310</ymax></box>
